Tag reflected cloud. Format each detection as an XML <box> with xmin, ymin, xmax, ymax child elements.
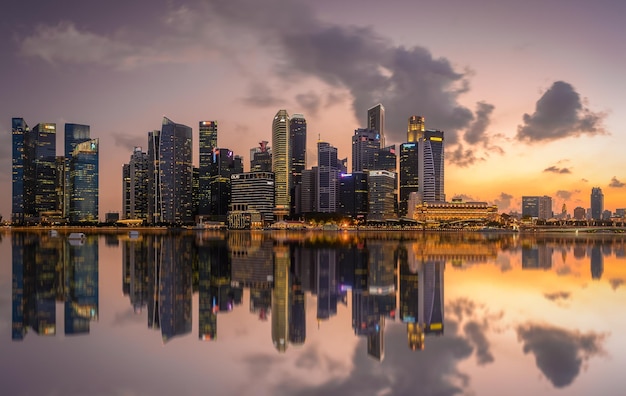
<box><xmin>543</xmin><ymin>291</ymin><xmax>571</xmax><ymax>302</ymax></box>
<box><xmin>516</xmin><ymin>323</ymin><xmax>608</xmax><ymax>388</ymax></box>
<box><xmin>609</xmin><ymin>278</ymin><xmax>625</xmax><ymax>290</ymax></box>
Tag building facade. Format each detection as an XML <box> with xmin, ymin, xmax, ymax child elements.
<box><xmin>317</xmin><ymin>142</ymin><xmax>339</xmax><ymax>213</ymax></box>
<box><xmin>367</xmin><ymin>104</ymin><xmax>385</xmax><ymax>148</ymax></box>
<box><xmin>123</xmin><ymin>147</ymin><xmax>149</xmax><ymax>221</ymax></box>
<box><xmin>199</xmin><ymin>121</ymin><xmax>218</xmax><ymax>216</ymax></box>
<box><xmin>230</xmin><ymin>172</ymin><xmax>275</xmax><ymax>224</ymax></box>
<box><xmin>399</xmin><ymin>142</ymin><xmax>419</xmax><ymax>217</ymax></box>
<box><xmin>590</xmin><ymin>187</ymin><xmax>604</xmax><ymax>220</ymax></box>
<box><xmin>522</xmin><ymin>196</ymin><xmax>552</xmax><ymax>220</ymax></box>
<box><xmin>339</xmin><ymin>172</ymin><xmax>369</xmax><ymax>220</ymax></box>
<box><xmin>272</xmin><ymin>110</ymin><xmax>291</xmax><ymax>219</ymax></box>
<box><xmin>368</xmin><ymin>170</ymin><xmax>396</xmax><ymax>221</ymax></box>
<box><xmin>418</xmin><ymin>129</ymin><xmax>445</xmax><ymax>202</ymax></box>
<box><xmin>352</xmin><ymin>128</ymin><xmax>380</xmax><ymax>173</ymax></box>
<box><xmin>69</xmin><ymin>139</ymin><xmax>99</xmax><ymax>222</ymax></box>
<box><xmin>290</xmin><ymin>114</ymin><xmax>307</xmax><ymax>216</ymax></box>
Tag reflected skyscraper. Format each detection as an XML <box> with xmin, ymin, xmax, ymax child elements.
<box><xmin>317</xmin><ymin>249</ymin><xmax>338</xmax><ymax>321</ymax></box>
<box><xmin>272</xmin><ymin>244</ymin><xmax>290</xmax><ymax>352</ymax></box>
<box><xmin>420</xmin><ymin>260</ymin><xmax>444</xmax><ymax>335</ymax></box>
<box><xmin>65</xmin><ymin>236</ymin><xmax>99</xmax><ymax>335</ymax></box>
<box><xmin>590</xmin><ymin>245</ymin><xmax>604</xmax><ymax>279</ymax></box>
<box><xmin>159</xmin><ymin>237</ymin><xmax>192</xmax><ymax>343</ymax></box>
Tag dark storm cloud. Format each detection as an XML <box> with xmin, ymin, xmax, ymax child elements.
<box><xmin>517</xmin><ymin>81</ymin><xmax>607</xmax><ymax>143</ymax></box>
<box><xmin>448</xmin><ymin>146</ymin><xmax>484</xmax><ymax>167</ymax></box>
<box><xmin>450</xmin><ymin>194</ymin><xmax>476</xmax><ymax>202</ymax></box>
<box><xmin>493</xmin><ymin>192</ymin><xmax>514</xmax><ymax>212</ymax></box>
<box><xmin>609</xmin><ymin>176</ymin><xmax>625</xmax><ymax>188</ymax></box>
<box><xmin>111</xmin><ymin>131</ymin><xmax>145</xmax><ymax>151</ymax></box>
<box><xmin>240</xmin><ymin>83</ymin><xmax>285</xmax><ymax>108</ymax></box>
<box><xmin>556</xmin><ymin>190</ymin><xmax>577</xmax><ymax>200</ymax></box>
<box><xmin>544</xmin><ymin>166</ymin><xmax>571</xmax><ymax>174</ymax></box>
<box><xmin>463</xmin><ymin>321</ymin><xmax>494</xmax><ymax>365</ymax></box>
<box><xmin>516</xmin><ymin>323</ymin><xmax>607</xmax><ymax>388</ymax></box>
<box><xmin>465</xmin><ymin>102</ymin><xmax>495</xmax><ymax>145</ymax></box>
<box><xmin>269</xmin><ymin>322</ymin><xmax>474</xmax><ymax>396</ymax></box>
<box><xmin>543</xmin><ymin>291</ymin><xmax>571</xmax><ymax>301</ymax></box>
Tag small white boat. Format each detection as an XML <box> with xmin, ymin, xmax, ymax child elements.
<box><xmin>68</xmin><ymin>232</ymin><xmax>86</xmax><ymax>240</ymax></box>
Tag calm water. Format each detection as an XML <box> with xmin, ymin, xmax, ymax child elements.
<box><xmin>1</xmin><ymin>230</ymin><xmax>624</xmax><ymax>396</ymax></box>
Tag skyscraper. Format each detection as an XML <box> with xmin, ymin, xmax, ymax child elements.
<box><xmin>367</xmin><ymin>104</ymin><xmax>385</xmax><ymax>148</ymax></box>
<box><xmin>418</xmin><ymin>130</ymin><xmax>445</xmax><ymax>202</ymax></box>
<box><xmin>290</xmin><ymin>114</ymin><xmax>307</xmax><ymax>216</ymax></box>
<box><xmin>31</xmin><ymin>123</ymin><xmax>58</xmax><ymax>217</ymax></box>
<box><xmin>12</xmin><ymin>118</ymin><xmax>29</xmax><ymax>224</ymax></box>
<box><xmin>407</xmin><ymin>115</ymin><xmax>425</xmax><ymax>143</ymax></box>
<box><xmin>230</xmin><ymin>172</ymin><xmax>275</xmax><ymax>224</ymax></box>
<box><xmin>317</xmin><ymin>141</ymin><xmax>339</xmax><ymax>213</ymax></box>
<box><xmin>158</xmin><ymin>117</ymin><xmax>193</xmax><ymax>224</ymax></box>
<box><xmin>368</xmin><ymin>170</ymin><xmax>396</xmax><ymax>220</ymax></box>
<box><xmin>123</xmin><ymin>147</ymin><xmax>149</xmax><ymax>220</ymax></box>
<box><xmin>209</xmin><ymin>148</ymin><xmax>243</xmax><ymax>219</ymax></box>
<box><xmin>251</xmin><ymin>141</ymin><xmax>272</xmax><ymax>172</ymax></box>
<box><xmin>147</xmin><ymin>130</ymin><xmax>161</xmax><ymax>224</ymax></box>
<box><xmin>272</xmin><ymin>110</ymin><xmax>290</xmax><ymax>219</ymax></box>
<box><xmin>339</xmin><ymin>172</ymin><xmax>369</xmax><ymax>220</ymax></box>
<box><xmin>590</xmin><ymin>187</ymin><xmax>604</xmax><ymax>220</ymax></box>
<box><xmin>64</xmin><ymin>124</ymin><xmax>91</xmax><ymax>218</ymax></box>
<box><xmin>69</xmin><ymin>139</ymin><xmax>99</xmax><ymax>222</ymax></box>
<box><xmin>352</xmin><ymin>128</ymin><xmax>380</xmax><ymax>173</ymax></box>
<box><xmin>399</xmin><ymin>142</ymin><xmax>419</xmax><ymax>217</ymax></box>
<box><xmin>522</xmin><ymin>196</ymin><xmax>552</xmax><ymax>219</ymax></box>
<box><xmin>199</xmin><ymin>121</ymin><xmax>218</xmax><ymax>215</ymax></box>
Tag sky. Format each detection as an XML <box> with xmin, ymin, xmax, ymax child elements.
<box><xmin>2</xmin><ymin>0</ymin><xmax>625</xmax><ymax>219</ymax></box>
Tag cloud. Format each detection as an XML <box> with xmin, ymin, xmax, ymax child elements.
<box><xmin>556</xmin><ymin>190</ymin><xmax>578</xmax><ymax>201</ymax></box>
<box><xmin>464</xmin><ymin>101</ymin><xmax>495</xmax><ymax>145</ymax></box>
<box><xmin>294</xmin><ymin>91</ymin><xmax>322</xmax><ymax>117</ymax></box>
<box><xmin>544</xmin><ymin>166</ymin><xmax>571</xmax><ymax>174</ymax></box>
<box><xmin>517</xmin><ymin>81</ymin><xmax>607</xmax><ymax>143</ymax></box>
<box><xmin>493</xmin><ymin>192</ymin><xmax>514</xmax><ymax>212</ymax></box>
<box><xmin>448</xmin><ymin>145</ymin><xmax>484</xmax><ymax>167</ymax></box>
<box><xmin>463</xmin><ymin>321</ymin><xmax>494</xmax><ymax>365</ymax></box>
<box><xmin>543</xmin><ymin>291</ymin><xmax>571</xmax><ymax>301</ymax></box>
<box><xmin>609</xmin><ymin>278</ymin><xmax>624</xmax><ymax>290</ymax></box>
<box><xmin>240</xmin><ymin>83</ymin><xmax>285</xmax><ymax>108</ymax></box>
<box><xmin>111</xmin><ymin>132</ymin><xmax>146</xmax><ymax>151</ymax></box>
<box><xmin>609</xmin><ymin>177</ymin><xmax>625</xmax><ymax>188</ymax></box>
<box><xmin>516</xmin><ymin>323</ymin><xmax>607</xmax><ymax>388</ymax></box>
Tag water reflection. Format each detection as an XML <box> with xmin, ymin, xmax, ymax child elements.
<box><xmin>7</xmin><ymin>230</ymin><xmax>626</xmax><ymax>394</ymax></box>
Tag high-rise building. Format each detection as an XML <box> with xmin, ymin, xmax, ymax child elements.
<box><xmin>590</xmin><ymin>187</ymin><xmax>604</xmax><ymax>220</ymax></box>
<box><xmin>147</xmin><ymin>130</ymin><xmax>161</xmax><ymax>224</ymax></box>
<box><xmin>272</xmin><ymin>109</ymin><xmax>290</xmax><ymax>219</ymax></box>
<box><xmin>251</xmin><ymin>141</ymin><xmax>272</xmax><ymax>172</ymax></box>
<box><xmin>407</xmin><ymin>115</ymin><xmax>425</xmax><ymax>143</ymax></box>
<box><xmin>290</xmin><ymin>114</ymin><xmax>307</xmax><ymax>216</ymax></box>
<box><xmin>158</xmin><ymin>117</ymin><xmax>193</xmax><ymax>224</ymax></box>
<box><xmin>31</xmin><ymin>123</ymin><xmax>58</xmax><ymax>217</ymax></box>
<box><xmin>12</xmin><ymin>118</ymin><xmax>29</xmax><ymax>224</ymax></box>
<box><xmin>208</xmin><ymin>148</ymin><xmax>242</xmax><ymax>219</ymax></box>
<box><xmin>367</xmin><ymin>104</ymin><xmax>385</xmax><ymax>148</ymax></box>
<box><xmin>317</xmin><ymin>141</ymin><xmax>340</xmax><ymax>213</ymax></box>
<box><xmin>339</xmin><ymin>172</ymin><xmax>368</xmax><ymax>220</ymax></box>
<box><xmin>399</xmin><ymin>142</ymin><xmax>419</xmax><ymax>217</ymax></box>
<box><xmin>573</xmin><ymin>206</ymin><xmax>586</xmax><ymax>220</ymax></box>
<box><xmin>522</xmin><ymin>196</ymin><xmax>552</xmax><ymax>219</ymax></box>
<box><xmin>64</xmin><ymin>124</ymin><xmax>91</xmax><ymax>217</ymax></box>
<box><xmin>368</xmin><ymin>170</ymin><xmax>396</xmax><ymax>220</ymax></box>
<box><xmin>69</xmin><ymin>139</ymin><xmax>99</xmax><ymax>222</ymax></box>
<box><xmin>301</xmin><ymin>167</ymin><xmax>318</xmax><ymax>214</ymax></box>
<box><xmin>418</xmin><ymin>130</ymin><xmax>445</xmax><ymax>202</ymax></box>
<box><xmin>123</xmin><ymin>147</ymin><xmax>149</xmax><ymax>220</ymax></box>
<box><xmin>352</xmin><ymin>128</ymin><xmax>380</xmax><ymax>173</ymax></box>
<box><xmin>199</xmin><ymin>121</ymin><xmax>218</xmax><ymax>215</ymax></box>
<box><xmin>230</xmin><ymin>172</ymin><xmax>275</xmax><ymax>224</ymax></box>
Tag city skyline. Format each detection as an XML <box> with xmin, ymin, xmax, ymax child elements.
<box><xmin>1</xmin><ymin>0</ymin><xmax>625</xmax><ymax>218</ymax></box>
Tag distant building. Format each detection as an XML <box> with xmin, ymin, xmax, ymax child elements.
<box><xmin>522</xmin><ymin>196</ymin><xmax>552</xmax><ymax>220</ymax></box>
<box><xmin>69</xmin><ymin>139</ymin><xmax>99</xmax><ymax>222</ymax></box>
<box><xmin>230</xmin><ymin>172</ymin><xmax>275</xmax><ymax>224</ymax></box>
<box><xmin>407</xmin><ymin>115</ymin><xmax>425</xmax><ymax>143</ymax></box>
<box><xmin>318</xmin><ymin>141</ymin><xmax>340</xmax><ymax>213</ymax></box>
<box><xmin>367</xmin><ymin>104</ymin><xmax>386</xmax><ymax>148</ymax></box>
<box><xmin>591</xmin><ymin>187</ymin><xmax>604</xmax><ymax>220</ymax></box>
<box><xmin>301</xmin><ymin>167</ymin><xmax>318</xmax><ymax>214</ymax></box>
<box><xmin>352</xmin><ymin>128</ymin><xmax>380</xmax><ymax>172</ymax></box>
<box><xmin>272</xmin><ymin>110</ymin><xmax>291</xmax><ymax>219</ymax></box>
<box><xmin>290</xmin><ymin>114</ymin><xmax>307</xmax><ymax>217</ymax></box>
<box><xmin>198</xmin><ymin>120</ymin><xmax>218</xmax><ymax>216</ymax></box>
<box><xmin>411</xmin><ymin>199</ymin><xmax>498</xmax><ymax>223</ymax></box>
<box><xmin>399</xmin><ymin>142</ymin><xmax>419</xmax><ymax>217</ymax></box>
<box><xmin>251</xmin><ymin>141</ymin><xmax>272</xmax><ymax>172</ymax></box>
<box><xmin>573</xmin><ymin>206</ymin><xmax>586</xmax><ymax>220</ymax></box>
<box><xmin>122</xmin><ymin>147</ymin><xmax>149</xmax><ymax>221</ymax></box>
<box><xmin>418</xmin><ymin>130</ymin><xmax>445</xmax><ymax>203</ymax></box>
<box><xmin>339</xmin><ymin>172</ymin><xmax>368</xmax><ymax>220</ymax></box>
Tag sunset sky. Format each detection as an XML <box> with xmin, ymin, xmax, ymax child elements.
<box><xmin>2</xmin><ymin>0</ymin><xmax>625</xmax><ymax>219</ymax></box>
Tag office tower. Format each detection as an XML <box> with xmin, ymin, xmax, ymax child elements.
<box><xmin>208</xmin><ymin>148</ymin><xmax>242</xmax><ymax>219</ymax></box>
<box><xmin>251</xmin><ymin>141</ymin><xmax>272</xmax><ymax>172</ymax></box>
<box><xmin>12</xmin><ymin>118</ymin><xmax>29</xmax><ymax>224</ymax></box>
<box><xmin>64</xmin><ymin>124</ymin><xmax>91</xmax><ymax>217</ymax></box>
<box><xmin>199</xmin><ymin>121</ymin><xmax>218</xmax><ymax>215</ymax></box>
<box><xmin>399</xmin><ymin>142</ymin><xmax>419</xmax><ymax>217</ymax></box>
<box><xmin>272</xmin><ymin>244</ymin><xmax>290</xmax><ymax>352</ymax></box>
<box><xmin>301</xmin><ymin>167</ymin><xmax>318</xmax><ymax>214</ymax></box>
<box><xmin>339</xmin><ymin>172</ymin><xmax>369</xmax><ymax>219</ymax></box>
<box><xmin>69</xmin><ymin>139</ymin><xmax>99</xmax><ymax>222</ymax></box>
<box><xmin>418</xmin><ymin>129</ymin><xmax>445</xmax><ymax>202</ymax></box>
<box><xmin>147</xmin><ymin>130</ymin><xmax>161</xmax><ymax>224</ymax></box>
<box><xmin>367</xmin><ymin>104</ymin><xmax>385</xmax><ymax>148</ymax></box>
<box><xmin>590</xmin><ymin>187</ymin><xmax>604</xmax><ymax>220</ymax></box>
<box><xmin>31</xmin><ymin>123</ymin><xmax>58</xmax><ymax>217</ymax></box>
<box><xmin>522</xmin><ymin>196</ymin><xmax>552</xmax><ymax>219</ymax></box>
<box><xmin>159</xmin><ymin>117</ymin><xmax>193</xmax><ymax>224</ymax></box>
<box><xmin>573</xmin><ymin>206</ymin><xmax>586</xmax><ymax>220</ymax></box>
<box><xmin>407</xmin><ymin>115</ymin><xmax>425</xmax><ymax>143</ymax></box>
<box><xmin>376</xmin><ymin>145</ymin><xmax>396</xmax><ymax>173</ymax></box>
<box><xmin>352</xmin><ymin>128</ymin><xmax>380</xmax><ymax>172</ymax></box>
<box><xmin>368</xmin><ymin>170</ymin><xmax>396</xmax><ymax>220</ymax></box>
<box><xmin>290</xmin><ymin>114</ymin><xmax>307</xmax><ymax>216</ymax></box>
<box><xmin>123</xmin><ymin>147</ymin><xmax>149</xmax><ymax>220</ymax></box>
<box><xmin>272</xmin><ymin>109</ymin><xmax>290</xmax><ymax>219</ymax></box>
<box><xmin>230</xmin><ymin>172</ymin><xmax>275</xmax><ymax>224</ymax></box>
<box><xmin>317</xmin><ymin>141</ymin><xmax>339</xmax><ymax>213</ymax></box>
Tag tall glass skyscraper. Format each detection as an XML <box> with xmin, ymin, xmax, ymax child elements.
<box><xmin>199</xmin><ymin>121</ymin><xmax>218</xmax><ymax>215</ymax></box>
<box><xmin>69</xmin><ymin>139</ymin><xmax>99</xmax><ymax>222</ymax></box>
<box><xmin>12</xmin><ymin>118</ymin><xmax>29</xmax><ymax>224</ymax></box>
<box><xmin>367</xmin><ymin>104</ymin><xmax>385</xmax><ymax>148</ymax></box>
<box><xmin>31</xmin><ymin>123</ymin><xmax>58</xmax><ymax>216</ymax></box>
<box><xmin>317</xmin><ymin>141</ymin><xmax>339</xmax><ymax>213</ymax></box>
<box><xmin>590</xmin><ymin>187</ymin><xmax>604</xmax><ymax>220</ymax></box>
<box><xmin>159</xmin><ymin>117</ymin><xmax>193</xmax><ymax>224</ymax></box>
<box><xmin>352</xmin><ymin>128</ymin><xmax>380</xmax><ymax>173</ymax></box>
<box><xmin>407</xmin><ymin>115</ymin><xmax>425</xmax><ymax>143</ymax></box>
<box><xmin>290</xmin><ymin>114</ymin><xmax>306</xmax><ymax>216</ymax></box>
<box><xmin>399</xmin><ymin>142</ymin><xmax>419</xmax><ymax>217</ymax></box>
<box><xmin>419</xmin><ymin>130</ymin><xmax>445</xmax><ymax>202</ymax></box>
<box><xmin>272</xmin><ymin>110</ymin><xmax>290</xmax><ymax>219</ymax></box>
<box><xmin>122</xmin><ymin>147</ymin><xmax>149</xmax><ymax>220</ymax></box>
<box><xmin>64</xmin><ymin>124</ymin><xmax>91</xmax><ymax>217</ymax></box>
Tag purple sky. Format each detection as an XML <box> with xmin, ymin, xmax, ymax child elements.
<box><xmin>2</xmin><ymin>0</ymin><xmax>625</xmax><ymax>219</ymax></box>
